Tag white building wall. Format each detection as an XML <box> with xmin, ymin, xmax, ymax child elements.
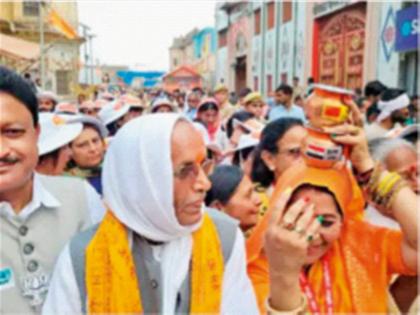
<box><xmin>376</xmin><ymin>1</ymin><xmax>403</xmax><ymax>88</ymax></box>
<box><xmin>277</xmin><ymin>21</ymin><xmax>294</xmax><ymax>84</ymax></box>
<box><xmin>216</xmin><ymin>47</ymin><xmax>228</xmax><ymax>84</ymax></box>
<box><xmin>264</xmin><ymin>29</ymin><xmax>275</xmax><ymax>91</ymax></box>
<box><xmin>294</xmin><ymin>2</ymin><xmax>307</xmax><ymax>83</ymax></box>
<box><xmin>252</xmin><ymin>35</ymin><xmax>261</xmax><ymax>90</ymax></box>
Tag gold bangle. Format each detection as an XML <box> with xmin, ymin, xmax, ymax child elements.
<box><xmin>376</xmin><ymin>172</ymin><xmax>393</xmax><ymax>195</ymax></box>
<box><xmin>380</xmin><ymin>174</ymin><xmax>401</xmax><ymax>197</ymax></box>
<box><xmin>366</xmin><ymin>163</ymin><xmax>382</xmax><ymax>194</ymax></box>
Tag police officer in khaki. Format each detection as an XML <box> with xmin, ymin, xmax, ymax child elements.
<box><xmin>0</xmin><ymin>66</ymin><xmax>93</xmax><ymax>314</ymax></box>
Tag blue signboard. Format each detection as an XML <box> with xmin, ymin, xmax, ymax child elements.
<box><xmin>395</xmin><ymin>5</ymin><xmax>419</xmax><ymax>52</ymax></box>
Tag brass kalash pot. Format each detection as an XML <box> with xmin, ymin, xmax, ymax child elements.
<box><xmin>302</xmin><ymin>84</ymin><xmax>354</xmax><ymax>169</ymax></box>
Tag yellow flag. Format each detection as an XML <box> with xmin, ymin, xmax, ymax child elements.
<box><xmin>48</xmin><ymin>9</ymin><xmax>77</xmax><ymax>39</ymax></box>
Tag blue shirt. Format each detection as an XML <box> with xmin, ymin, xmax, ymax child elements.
<box><xmin>268</xmin><ymin>104</ymin><xmax>306</xmax><ymax>122</ymax></box>
<box><xmin>184</xmin><ymin>107</ymin><xmax>197</xmax><ymax>121</ymax></box>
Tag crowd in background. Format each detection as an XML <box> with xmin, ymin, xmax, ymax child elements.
<box><xmin>1</xmin><ymin>65</ymin><xmax>418</xmax><ymax>315</ymax></box>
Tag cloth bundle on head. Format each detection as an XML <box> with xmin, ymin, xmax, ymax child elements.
<box><xmin>101</xmin><ymin>113</ymin><xmax>204</xmax><ymax>313</ymax></box>
<box><xmin>377</xmin><ymin>92</ymin><xmax>410</xmax><ymax>122</ymax></box>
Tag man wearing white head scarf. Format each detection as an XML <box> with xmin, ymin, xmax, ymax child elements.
<box><xmin>365</xmin><ymin>88</ymin><xmax>410</xmax><ymax>141</ymax></box>
<box><xmin>42</xmin><ymin>113</ymin><xmax>259</xmax><ymax>314</ymax></box>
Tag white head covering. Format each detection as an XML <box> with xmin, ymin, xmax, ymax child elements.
<box><xmin>37</xmin><ymin>90</ymin><xmax>58</xmax><ymax>103</ymax></box>
<box><xmin>151</xmin><ymin>97</ymin><xmax>176</xmax><ymax>113</ymax></box>
<box><xmin>38</xmin><ymin>113</ymin><xmax>83</xmax><ymax>156</ymax></box>
<box><xmin>67</xmin><ymin>114</ymin><xmax>109</xmax><ymax>138</ymax></box>
<box><xmin>98</xmin><ymin>99</ymin><xmax>130</xmax><ymax>125</ymax></box>
<box><xmin>102</xmin><ymin>113</ymin><xmax>202</xmax><ymax>313</ymax></box>
<box><xmin>377</xmin><ymin>93</ymin><xmax>410</xmax><ymax>122</ymax></box>
<box><xmin>231</xmin><ymin>134</ymin><xmax>259</xmax><ymax>153</ymax></box>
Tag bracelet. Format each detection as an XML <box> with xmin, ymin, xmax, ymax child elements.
<box><xmin>366</xmin><ymin>163</ymin><xmax>382</xmax><ymax>194</ymax></box>
<box><xmin>266</xmin><ymin>294</ymin><xmax>307</xmax><ymax>315</ymax></box>
<box><xmin>354</xmin><ymin>166</ymin><xmax>374</xmax><ymax>187</ymax></box>
<box><xmin>367</xmin><ymin>168</ymin><xmax>409</xmax><ymax>215</ymax></box>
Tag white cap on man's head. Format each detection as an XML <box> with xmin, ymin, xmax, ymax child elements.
<box><xmin>377</xmin><ymin>92</ymin><xmax>410</xmax><ymax>122</ymax></box>
<box><xmin>151</xmin><ymin>97</ymin><xmax>176</xmax><ymax>113</ymax></box>
<box><xmin>98</xmin><ymin>99</ymin><xmax>130</xmax><ymax>125</ymax></box>
<box><xmin>37</xmin><ymin>91</ymin><xmax>58</xmax><ymax>103</ymax></box>
<box><xmin>54</xmin><ymin>102</ymin><xmax>79</xmax><ymax>115</ymax></box>
<box><xmin>38</xmin><ymin>113</ymin><xmax>83</xmax><ymax>156</ymax></box>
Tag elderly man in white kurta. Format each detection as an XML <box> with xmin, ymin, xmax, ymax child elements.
<box><xmin>43</xmin><ymin>114</ymin><xmax>259</xmax><ymax>314</ymax></box>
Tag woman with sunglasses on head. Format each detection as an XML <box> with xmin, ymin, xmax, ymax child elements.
<box><xmin>251</xmin><ymin>118</ymin><xmax>307</xmax><ymax>218</ymax></box>
<box><xmin>247</xmin><ymin>123</ymin><xmax>418</xmax><ymax>314</ymax></box>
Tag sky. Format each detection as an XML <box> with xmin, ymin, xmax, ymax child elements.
<box><xmin>77</xmin><ymin>0</ymin><xmax>218</xmax><ymax>71</ymax></box>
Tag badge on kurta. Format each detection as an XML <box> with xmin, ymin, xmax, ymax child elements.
<box><xmin>21</xmin><ymin>271</ymin><xmax>50</xmax><ymax>310</ymax></box>
<box><xmin>0</xmin><ymin>267</ymin><xmax>15</xmax><ymax>291</ymax></box>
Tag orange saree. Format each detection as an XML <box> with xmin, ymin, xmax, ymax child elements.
<box><xmin>246</xmin><ymin>173</ymin><xmax>416</xmax><ymax>313</ymax></box>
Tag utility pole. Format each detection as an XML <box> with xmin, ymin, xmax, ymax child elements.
<box><xmin>88</xmin><ymin>34</ymin><xmax>96</xmax><ymax>84</ymax></box>
<box><xmin>39</xmin><ymin>1</ymin><xmax>45</xmax><ymax>89</ymax></box>
<box><xmin>79</xmin><ymin>23</ymin><xmax>95</xmax><ymax>84</ymax></box>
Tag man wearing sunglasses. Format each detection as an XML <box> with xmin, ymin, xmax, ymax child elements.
<box><xmin>43</xmin><ymin>114</ymin><xmax>259</xmax><ymax>314</ymax></box>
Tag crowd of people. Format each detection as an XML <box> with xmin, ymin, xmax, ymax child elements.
<box><xmin>0</xmin><ymin>64</ymin><xmax>418</xmax><ymax>314</ymax></box>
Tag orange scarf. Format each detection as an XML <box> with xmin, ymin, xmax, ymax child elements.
<box><xmin>86</xmin><ymin>211</ymin><xmax>224</xmax><ymax>314</ymax></box>
<box><xmin>247</xmin><ymin>176</ymin><xmax>415</xmax><ymax>313</ymax></box>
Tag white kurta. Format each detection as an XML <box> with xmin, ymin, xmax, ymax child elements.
<box><xmin>42</xmin><ymin>228</ymin><xmax>259</xmax><ymax>315</ymax></box>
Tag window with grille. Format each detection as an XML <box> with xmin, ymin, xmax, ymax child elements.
<box><xmin>23</xmin><ymin>1</ymin><xmax>39</xmax><ymax>16</ymax></box>
<box><xmin>56</xmin><ymin>70</ymin><xmax>70</xmax><ymax>95</ymax></box>
<box><xmin>282</xmin><ymin>1</ymin><xmax>292</xmax><ymax>23</ymax></box>
<box><xmin>267</xmin><ymin>2</ymin><xmax>275</xmax><ymax>30</ymax></box>
<box><xmin>254</xmin><ymin>9</ymin><xmax>261</xmax><ymax>35</ymax></box>
<box><xmin>218</xmin><ymin>30</ymin><xmax>227</xmax><ymax>48</ymax></box>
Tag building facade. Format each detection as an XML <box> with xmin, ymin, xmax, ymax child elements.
<box><xmin>215</xmin><ymin>2</ymin><xmax>253</xmax><ymax>93</ymax></box>
<box><xmin>169</xmin><ymin>26</ymin><xmax>217</xmax><ymax>90</ymax></box>
<box><xmin>215</xmin><ymin>1</ymin><xmax>419</xmax><ymax>96</ymax></box>
<box><xmin>169</xmin><ymin>28</ymin><xmax>199</xmax><ymax>71</ymax></box>
<box><xmin>0</xmin><ymin>1</ymin><xmax>83</xmax><ymax>97</ymax></box>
